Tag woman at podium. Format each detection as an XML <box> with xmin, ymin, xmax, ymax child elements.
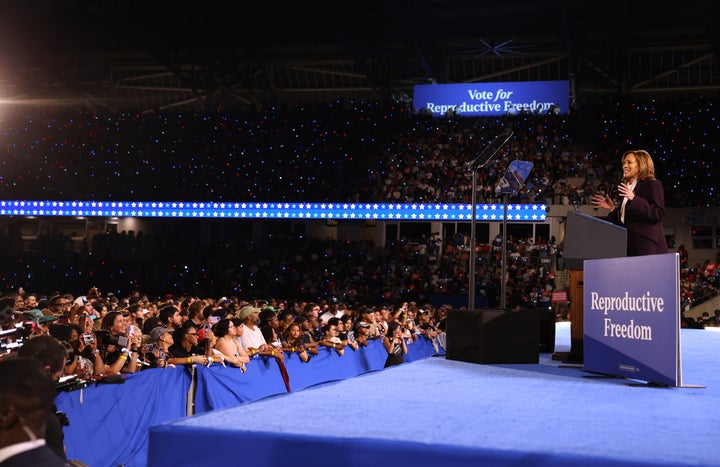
<box><xmin>590</xmin><ymin>149</ymin><xmax>668</xmax><ymax>256</ymax></box>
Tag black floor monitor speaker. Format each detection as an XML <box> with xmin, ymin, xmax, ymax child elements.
<box><xmin>446</xmin><ymin>308</ymin><xmax>540</xmax><ymax>364</ymax></box>
<box><xmin>538</xmin><ymin>309</ymin><xmax>556</xmax><ymax>353</ymax></box>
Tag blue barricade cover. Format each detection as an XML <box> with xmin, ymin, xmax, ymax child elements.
<box><xmin>405</xmin><ymin>336</ymin><xmax>443</xmax><ymax>363</ymax></box>
<box><xmin>194</xmin><ymin>356</ymin><xmax>288</xmax><ymax>413</ymax></box>
<box><xmin>284</xmin><ymin>340</ymin><xmax>388</xmax><ymax>392</ymax></box>
<box><xmin>349</xmin><ymin>339</ymin><xmax>392</xmax><ymax>373</ymax></box>
<box><xmin>56</xmin><ymin>366</ymin><xmax>191</xmax><ymax>467</ymax></box>
<box><xmin>58</xmin><ymin>336</ymin><xmax>439</xmax><ymax>467</ymax></box>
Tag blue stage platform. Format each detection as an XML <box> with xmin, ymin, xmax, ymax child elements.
<box><xmin>147</xmin><ymin>323</ymin><xmax>720</xmax><ymax>467</ymax></box>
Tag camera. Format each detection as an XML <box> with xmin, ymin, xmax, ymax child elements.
<box><xmin>81</xmin><ymin>333</ymin><xmax>95</xmax><ymax>345</ymax></box>
<box><xmin>96</xmin><ymin>330</ymin><xmax>129</xmax><ymax>348</ymax></box>
<box><xmin>142</xmin><ymin>343</ymin><xmax>156</xmax><ymax>353</ymax></box>
<box><xmin>56</xmin><ymin>375</ymin><xmax>90</xmax><ymax>393</ymax></box>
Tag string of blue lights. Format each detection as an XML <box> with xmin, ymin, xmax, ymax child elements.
<box><xmin>0</xmin><ymin>201</ymin><xmax>547</xmax><ymax>221</ymax></box>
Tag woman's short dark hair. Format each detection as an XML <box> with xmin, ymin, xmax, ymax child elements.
<box><xmin>213</xmin><ymin>318</ymin><xmax>232</xmax><ymax>338</ymax></box>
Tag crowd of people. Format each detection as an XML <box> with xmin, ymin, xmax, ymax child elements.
<box><xmin>0</xmin><ymin>97</ymin><xmax>718</xmax><ymax>466</ymax></box>
<box><xmin>1</xmin><ymin>290</ymin><xmax>447</xmax><ymax>375</ymax></box>
<box><xmin>0</xmin><ymin>288</ymin><xmax>446</xmax><ymax>464</ymax></box>
<box><xmin>1</xmin><ymin>97</ymin><xmax>719</xmax><ymax>322</ymax></box>
<box><xmin>0</xmin><ymin>98</ymin><xmax>718</xmax><ymax>207</ymax></box>
<box><xmin>1</xmin><ymin>231</ymin><xmax>562</xmax><ymax>316</ymax></box>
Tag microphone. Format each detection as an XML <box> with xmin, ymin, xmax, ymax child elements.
<box><xmin>466</xmin><ymin>129</ymin><xmax>513</xmax><ymax>171</ymax></box>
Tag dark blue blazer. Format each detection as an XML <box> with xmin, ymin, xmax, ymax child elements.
<box><xmin>607</xmin><ymin>178</ymin><xmax>668</xmax><ymax>256</ymax></box>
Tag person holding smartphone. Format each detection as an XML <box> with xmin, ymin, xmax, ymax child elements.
<box><xmin>382</xmin><ymin>321</ymin><xmax>407</xmax><ymax>368</ymax></box>
<box><xmin>97</xmin><ymin>311</ymin><xmax>141</xmax><ymax>375</ymax></box>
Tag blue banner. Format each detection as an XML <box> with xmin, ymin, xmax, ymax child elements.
<box><xmin>413</xmin><ymin>81</ymin><xmax>569</xmax><ymax>117</ymax></box>
<box><xmin>583</xmin><ymin>253</ymin><xmax>681</xmax><ymax>386</ymax></box>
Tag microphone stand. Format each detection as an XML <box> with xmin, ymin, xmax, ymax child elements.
<box><xmin>500</xmin><ymin>193</ymin><xmax>509</xmax><ymax>309</ymax></box>
<box><xmin>467</xmin><ymin>130</ymin><xmax>513</xmax><ymax>310</ymax></box>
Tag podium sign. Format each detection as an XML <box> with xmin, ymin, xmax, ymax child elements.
<box><xmin>564</xmin><ymin>211</ymin><xmax>626</xmax><ymax>270</ymax></box>
<box><xmin>561</xmin><ymin>210</ymin><xmax>626</xmax><ymax>362</ymax></box>
<box><xmin>584</xmin><ymin>253</ymin><xmax>681</xmax><ymax>386</ymax></box>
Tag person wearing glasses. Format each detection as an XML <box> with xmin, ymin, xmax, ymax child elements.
<box><xmin>44</xmin><ymin>295</ymin><xmax>71</xmax><ymax>319</ymax></box>
<box><xmin>167</xmin><ymin>323</ymin><xmax>210</xmax><ymax>366</ymax></box>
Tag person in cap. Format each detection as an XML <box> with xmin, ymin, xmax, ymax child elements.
<box><xmin>18</xmin><ymin>310</ymin><xmax>57</xmax><ymax>337</ymax></box>
<box><xmin>259</xmin><ymin>308</ymin><xmax>285</xmax><ymax>344</ymax></box>
<box><xmin>358</xmin><ymin>307</ymin><xmax>382</xmax><ymax>339</ymax></box>
<box><xmin>353</xmin><ymin>321</ymin><xmax>371</xmax><ymax>347</ymax></box>
<box><xmin>146</xmin><ymin>326</ymin><xmax>174</xmax><ymax>368</ymax></box>
<box><xmin>0</xmin><ymin>358</ymin><xmax>66</xmax><ymax>466</ymax></box>
<box><xmin>236</xmin><ymin>305</ymin><xmax>283</xmax><ymax>361</ymax></box>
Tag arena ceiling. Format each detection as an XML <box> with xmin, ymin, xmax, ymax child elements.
<box><xmin>0</xmin><ymin>0</ymin><xmax>717</xmax><ymax>113</ymax></box>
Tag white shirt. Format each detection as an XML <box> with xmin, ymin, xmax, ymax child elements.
<box><xmin>620</xmin><ymin>179</ymin><xmax>637</xmax><ymax>224</ymax></box>
<box><xmin>320</xmin><ymin>310</ymin><xmax>344</xmax><ymax>324</ymax></box>
<box><xmin>0</xmin><ymin>439</ymin><xmax>46</xmax><ymax>464</ymax></box>
<box><xmin>239</xmin><ymin>324</ymin><xmax>267</xmax><ymax>350</ymax></box>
